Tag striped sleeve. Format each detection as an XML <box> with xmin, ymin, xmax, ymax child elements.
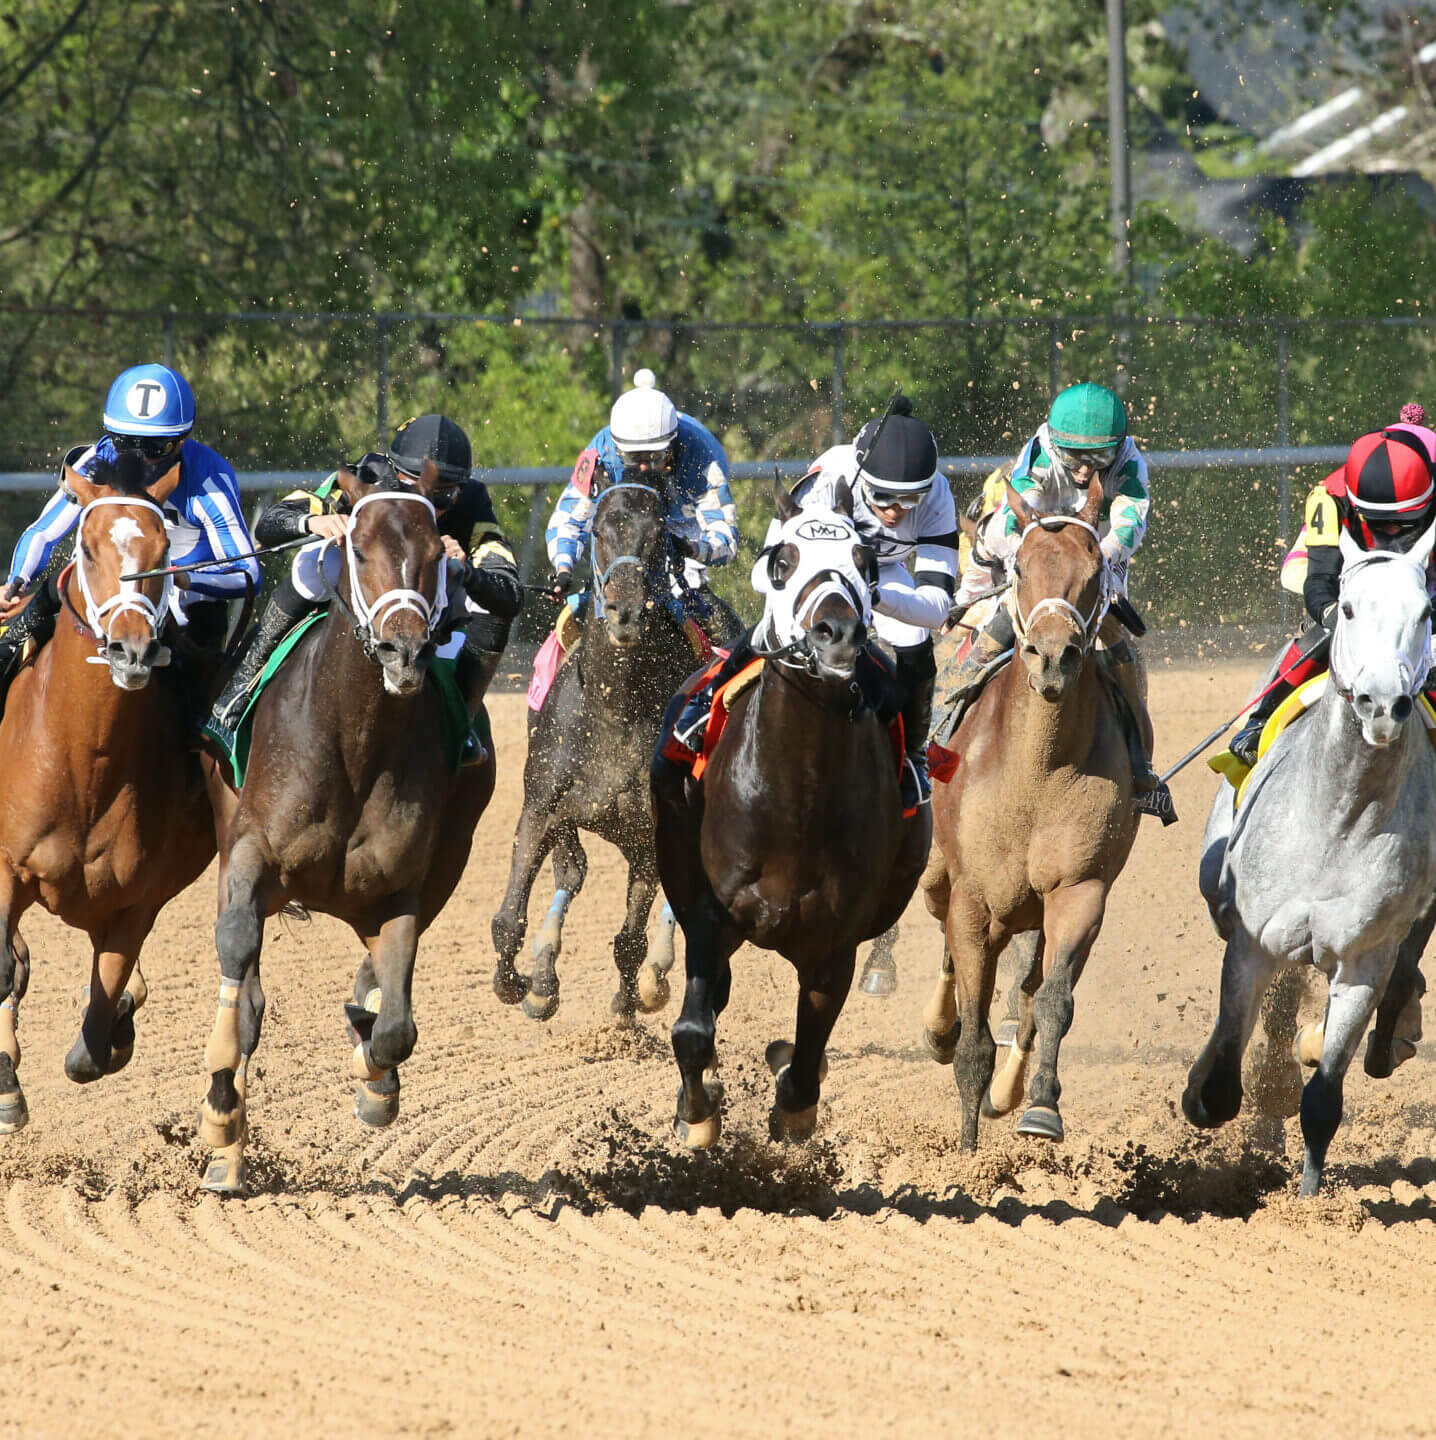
<box><xmin>184</xmin><ymin>473</ymin><xmax>261</xmax><ymax>600</ymax></box>
<box><xmin>7</xmin><ymin>487</ymin><xmax>82</xmax><ymax>586</ymax></box>
<box><xmin>1000</xmin><ymin>437</ymin><xmax>1042</xmax><ymax>538</ymax></box>
<box><xmin>1101</xmin><ymin>452</ymin><xmax>1150</xmax><ymax>563</ymax></box>
<box><xmin>689</xmin><ymin>458</ymin><xmax>738</xmax><ymax>566</ymax></box>
<box><xmin>545</xmin><ymin>481</ymin><xmax>594</xmax><ymax>572</ymax></box>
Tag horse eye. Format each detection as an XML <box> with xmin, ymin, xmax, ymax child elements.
<box><xmin>1342</xmin><ymin>601</ymin><xmax>1354</xmax><ymax>620</ymax></box>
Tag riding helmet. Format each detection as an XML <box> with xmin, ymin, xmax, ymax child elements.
<box><xmin>1332</xmin><ymin>431</ymin><xmax>1435</xmax><ymax>528</ymax></box>
<box><xmin>389</xmin><ymin>413</ymin><xmax>473</xmax><ymax>484</ymax></box>
<box><xmin>853</xmin><ymin>396</ymin><xmax>939</xmax><ymax>497</ymax></box>
<box><xmin>1047</xmin><ymin>382</ymin><xmax>1127</xmax><ymax>451</ymax></box>
<box><xmin>609</xmin><ymin>369</ymin><xmax>679</xmax><ymax>452</ymax></box>
<box><xmin>102</xmin><ymin>363</ymin><xmax>195</xmax><ymax>438</ymax></box>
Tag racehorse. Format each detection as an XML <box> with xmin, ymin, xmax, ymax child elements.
<box><xmin>197</xmin><ymin>458</ymin><xmax>496</xmax><ymax>1193</ymax></box>
<box><xmin>0</xmin><ymin>453</ymin><xmax>216</xmax><ymax>1128</ymax></box>
<box><xmin>652</xmin><ymin>481</ymin><xmax>931</xmax><ymax>1147</ymax></box>
<box><xmin>921</xmin><ymin>477</ymin><xmax>1141</xmax><ymax>1149</ymax></box>
<box><xmin>1184</xmin><ymin>525</ymin><xmax>1436</xmax><ymax>1195</ymax></box>
<box><xmin>491</xmin><ymin>475</ymin><xmax>698</xmax><ymax>1022</ymax></box>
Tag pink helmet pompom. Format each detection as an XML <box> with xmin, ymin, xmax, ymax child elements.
<box><xmin>1401</xmin><ymin>403</ymin><xmax>1426</xmax><ymax>425</ymax></box>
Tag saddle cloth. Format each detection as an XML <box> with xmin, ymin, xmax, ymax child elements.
<box><xmin>204</xmin><ymin>611</ymin><xmax>485</xmax><ymax>787</ymax></box>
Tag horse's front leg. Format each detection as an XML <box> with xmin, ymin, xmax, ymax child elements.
<box><xmin>947</xmin><ymin>902</ymin><xmax>999</xmax><ymax>1152</ymax></box>
<box><xmin>66</xmin><ymin>908</ymin><xmax>156</xmax><ymax>1083</ymax></box>
<box><xmin>523</xmin><ymin>824</ymin><xmax>586</xmax><ymax>1023</ymax></box>
<box><xmin>491</xmin><ymin>803</ymin><xmax>561</xmax><ymax>1008</ymax></box>
<box><xmin>1301</xmin><ymin>962</ymin><xmax>1392</xmax><ymax>1197</ymax></box>
<box><xmin>1242</xmin><ymin>968</ymin><xmax>1307</xmax><ymax>1152</ymax></box>
<box><xmin>1018</xmin><ymin>880</ymin><xmax>1107</xmax><ymax>1143</ymax></box>
<box><xmin>1182</xmin><ymin>928</ymin><xmax>1279</xmax><ymax>1132</ymax></box>
<box><xmin>200</xmin><ymin>839</ymin><xmax>276</xmax><ymax>1194</ymax></box>
<box><xmin>0</xmin><ymin>930</ymin><xmax>30</xmax><ymax>1133</ymax></box>
<box><xmin>1366</xmin><ymin>898</ymin><xmax>1435</xmax><ymax>1078</ymax></box>
<box><xmin>768</xmin><ymin>946</ymin><xmax>855</xmax><ymax>1142</ymax></box>
<box><xmin>349</xmin><ymin>905</ymin><xmax>421</xmax><ymax>1129</ymax></box>
<box><xmin>921</xmin><ymin>945</ymin><xmax>959</xmax><ymax>1064</ymax></box>
<box><xmin>984</xmin><ymin>930</ymin><xmax>1044</xmax><ymax>1118</ymax></box>
<box><xmin>610</xmin><ymin>844</ymin><xmax>658</xmax><ymax>1020</ymax></box>
<box><xmin>670</xmin><ymin>891</ymin><xmax>739</xmax><ymax>1150</ymax></box>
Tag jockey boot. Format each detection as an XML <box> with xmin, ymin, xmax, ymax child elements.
<box><xmin>1103</xmin><ymin>641</ymin><xmax>1158</xmax><ymax>794</ymax></box>
<box><xmin>895</xmin><ymin>641</ymin><xmax>937</xmax><ymax>810</ymax></box>
<box><xmin>671</xmin><ymin>630</ymin><xmax>757</xmax><ymax>756</ymax></box>
<box><xmin>1229</xmin><ymin>682</ymin><xmax>1287</xmax><ymax>767</ymax></box>
<box><xmin>0</xmin><ymin>579</ymin><xmax>60</xmax><ymax>717</ymax></box>
<box><xmin>456</xmin><ymin>613</ymin><xmax>512</xmax><ymax>717</ymax></box>
<box><xmin>1229</xmin><ymin>626</ymin><xmax>1331</xmax><ymax>767</ymax></box>
<box><xmin>209</xmin><ymin>578</ymin><xmax>313</xmax><ymax>731</ymax></box>
<box><xmin>941</xmin><ymin>603</ymin><xmax>1015</xmax><ymax>702</ymax></box>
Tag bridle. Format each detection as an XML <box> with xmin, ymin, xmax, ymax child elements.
<box><xmin>337</xmin><ymin>490</ymin><xmax>448</xmax><ymax>659</ymax></box>
<box><xmin>589</xmin><ymin>481</ymin><xmax>666</xmax><ymax>592</ymax></box>
<box><xmin>1329</xmin><ymin>550</ymin><xmax>1432</xmax><ymax>705</ymax></box>
<box><xmin>1010</xmin><ymin>515</ymin><xmax>1110</xmax><ymax>653</ymax></box>
<box><xmin>65</xmin><ymin>495</ymin><xmax>175</xmax><ymax>666</ymax></box>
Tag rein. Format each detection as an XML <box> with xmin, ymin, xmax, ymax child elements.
<box><xmin>66</xmin><ymin>496</ymin><xmax>176</xmax><ymax>666</ymax></box>
<box><xmin>1011</xmin><ymin>515</ymin><xmax>1110</xmax><ymax>650</ymax></box>
<box><xmin>337</xmin><ymin>490</ymin><xmax>448</xmax><ymax>659</ymax></box>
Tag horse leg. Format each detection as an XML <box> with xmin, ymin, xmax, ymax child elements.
<box><xmin>637</xmin><ymin>901</ymin><xmax>679</xmax><ymax>1014</ymax></box>
<box><xmin>1242</xmin><ymin>968</ymin><xmax>1306</xmax><ymax>1152</ymax></box>
<box><xmin>1017</xmin><ymin>882</ymin><xmax>1107</xmax><ymax>1142</ymax></box>
<box><xmin>769</xmin><ymin>948</ymin><xmax>856</xmax><ymax>1142</ymax></box>
<box><xmin>348</xmin><ymin>905</ymin><xmax>421</xmax><ymax>1129</ymax></box>
<box><xmin>670</xmin><ymin>892</ymin><xmax>740</xmax><ymax>1150</ymax></box>
<box><xmin>524</xmin><ymin>824</ymin><xmax>585</xmax><ymax>1023</ymax></box>
<box><xmin>1366</xmin><ymin>899</ymin><xmax>1436</xmax><ymax>1078</ymax></box>
<box><xmin>1300</xmin><ymin>964</ymin><xmax>1392</xmax><ymax>1197</ymax></box>
<box><xmin>858</xmin><ymin>924</ymin><xmax>900</xmax><ymax>999</ymax></box>
<box><xmin>1183</xmin><ymin>930</ymin><xmax>1279</xmax><ymax>1132</ymax></box>
<box><xmin>921</xmin><ymin>945</ymin><xmax>959</xmax><ymax>1064</ymax></box>
<box><xmin>0</xmin><ymin>932</ymin><xmax>30</xmax><ymax>1133</ymax></box>
<box><xmin>491</xmin><ymin>804</ymin><xmax>561</xmax><ymax>1007</ymax></box>
<box><xmin>66</xmin><ymin>908</ymin><xmax>155</xmax><ymax>1083</ymax></box>
<box><xmin>984</xmin><ymin>931</ymin><xmax>1044</xmax><ymax>1119</ymax></box>
<box><xmin>200</xmin><ymin>843</ymin><xmax>276</xmax><ymax>1195</ymax></box>
<box><xmin>610</xmin><ymin>850</ymin><xmax>659</xmax><ymax>1020</ymax></box>
<box><xmin>947</xmin><ymin>903</ymin><xmax>998</xmax><ymax>1152</ymax></box>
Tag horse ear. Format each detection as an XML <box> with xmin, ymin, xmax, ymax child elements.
<box><xmin>1337</xmin><ymin>525</ymin><xmax>1362</xmax><ymax>571</ymax></box>
<box><xmin>64</xmin><ymin>465</ymin><xmax>100</xmax><ymax>509</ymax></box>
<box><xmin>832</xmin><ymin>480</ymin><xmax>854</xmax><ymax>519</ymax></box>
<box><xmin>1080</xmin><ymin>473</ymin><xmax>1104</xmax><ymax>528</ymax></box>
<box><xmin>774</xmin><ymin>476</ymin><xmax>801</xmax><ymax>522</ymax></box>
<box><xmin>1004</xmin><ymin>481</ymin><xmax>1035</xmax><ymax>530</ymax></box>
<box><xmin>1411</xmin><ymin>518</ymin><xmax>1436</xmax><ymax>572</ymax></box>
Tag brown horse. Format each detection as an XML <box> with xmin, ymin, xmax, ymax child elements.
<box><xmin>0</xmin><ymin>454</ymin><xmax>216</xmax><ymax>1128</ymax></box>
<box><xmin>652</xmin><ymin>482</ymin><xmax>931</xmax><ymax>1146</ymax></box>
<box><xmin>922</xmin><ymin>477</ymin><xmax>1141</xmax><ymax>1149</ymax></box>
<box><xmin>198</xmin><ymin>461</ymin><xmax>496</xmax><ymax>1193</ymax></box>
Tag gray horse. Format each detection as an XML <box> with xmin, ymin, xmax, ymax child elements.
<box><xmin>1184</xmin><ymin>525</ymin><xmax>1436</xmax><ymax>1196</ymax></box>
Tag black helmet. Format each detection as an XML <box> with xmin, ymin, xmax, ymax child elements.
<box><xmin>389</xmin><ymin>413</ymin><xmax>472</xmax><ymax>485</ymax></box>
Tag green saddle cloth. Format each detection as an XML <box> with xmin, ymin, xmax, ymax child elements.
<box><xmin>203</xmin><ymin>612</ymin><xmax>488</xmax><ymax>787</ymax></box>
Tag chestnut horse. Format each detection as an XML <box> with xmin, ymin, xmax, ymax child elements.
<box><xmin>198</xmin><ymin>461</ymin><xmax>496</xmax><ymax>1193</ymax></box>
<box><xmin>922</xmin><ymin>477</ymin><xmax>1140</xmax><ymax>1149</ymax></box>
<box><xmin>652</xmin><ymin>482</ymin><xmax>931</xmax><ymax>1147</ymax></box>
<box><xmin>0</xmin><ymin>454</ymin><xmax>216</xmax><ymax>1128</ymax></box>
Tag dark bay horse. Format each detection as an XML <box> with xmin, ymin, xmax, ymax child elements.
<box><xmin>0</xmin><ymin>455</ymin><xmax>215</xmax><ymax>1127</ymax></box>
<box><xmin>492</xmin><ymin>477</ymin><xmax>698</xmax><ymax>1021</ymax></box>
<box><xmin>198</xmin><ymin>461</ymin><xmax>495</xmax><ymax>1193</ymax></box>
<box><xmin>921</xmin><ymin>478</ymin><xmax>1140</xmax><ymax>1149</ymax></box>
<box><xmin>652</xmin><ymin>482</ymin><xmax>931</xmax><ymax>1147</ymax></box>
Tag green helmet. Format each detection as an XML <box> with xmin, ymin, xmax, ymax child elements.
<box><xmin>1047</xmin><ymin>383</ymin><xmax>1127</xmax><ymax>450</ymax></box>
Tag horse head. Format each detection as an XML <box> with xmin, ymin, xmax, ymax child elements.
<box><xmin>588</xmin><ymin>471</ymin><xmax>670</xmax><ymax>649</ymax></box>
<box><xmin>334</xmin><ymin>457</ymin><xmax>447</xmax><ymax>696</ymax></box>
<box><xmin>65</xmin><ymin>451</ymin><xmax>174</xmax><ymax>690</ymax></box>
<box><xmin>1006</xmin><ymin>476</ymin><xmax>1107</xmax><ymax>702</ymax></box>
<box><xmin>1331</xmin><ymin>523</ymin><xmax>1435</xmax><ymax>747</ymax></box>
<box><xmin>757</xmin><ymin>478</ymin><xmax>873</xmax><ymax>680</ymax></box>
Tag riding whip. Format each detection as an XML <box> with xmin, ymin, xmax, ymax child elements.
<box><xmin>121</xmin><ymin>534</ymin><xmax>316</xmax><ymax>581</ymax></box>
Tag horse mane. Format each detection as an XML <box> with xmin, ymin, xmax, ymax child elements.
<box><xmin>87</xmin><ymin>449</ymin><xmax>151</xmax><ymax>496</ymax></box>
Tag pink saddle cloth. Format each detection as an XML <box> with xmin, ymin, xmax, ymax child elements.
<box><xmin>527</xmin><ymin>630</ymin><xmax>565</xmax><ymax>712</ymax></box>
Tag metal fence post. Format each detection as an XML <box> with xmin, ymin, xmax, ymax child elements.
<box><xmin>1048</xmin><ymin>321</ymin><xmax>1061</xmax><ymax>399</ymax></box>
<box><xmin>519</xmin><ymin>483</ymin><xmax>551</xmax><ymax>587</ymax></box>
<box><xmin>1277</xmin><ymin>326</ymin><xmax>1292</xmax><ymax>630</ymax></box>
<box><xmin>376</xmin><ymin>314</ymin><xmax>392</xmax><ymax>446</ymax></box>
<box><xmin>831</xmin><ymin>323</ymin><xmax>845</xmax><ymax>445</ymax></box>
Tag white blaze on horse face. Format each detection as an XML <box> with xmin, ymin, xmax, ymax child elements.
<box><xmin>105</xmin><ymin>515</ymin><xmax>147</xmax><ymax>608</ymax></box>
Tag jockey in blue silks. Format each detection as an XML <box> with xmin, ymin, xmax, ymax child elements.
<box><xmin>542</xmin><ymin>369</ymin><xmax>743</xmax><ymax>647</ymax></box>
<box><xmin>0</xmin><ymin>363</ymin><xmax>260</xmax><ymax>713</ymax></box>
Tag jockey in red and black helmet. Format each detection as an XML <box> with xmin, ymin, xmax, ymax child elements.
<box><xmin>1229</xmin><ymin>427</ymin><xmax>1436</xmax><ymax>766</ymax></box>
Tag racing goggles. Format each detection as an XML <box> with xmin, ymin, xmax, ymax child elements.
<box><xmin>107</xmin><ymin>432</ymin><xmax>184</xmax><ymax>462</ymax></box>
<box><xmin>617</xmin><ymin>444</ymin><xmax>675</xmax><ymax>474</ymax></box>
<box><xmin>1051</xmin><ymin>442</ymin><xmax>1120</xmax><ymax>472</ymax></box>
<box><xmin>393</xmin><ymin>464</ymin><xmax>464</xmax><ymax>510</ymax></box>
<box><xmin>861</xmin><ymin>477</ymin><xmax>926</xmax><ymax>512</ymax></box>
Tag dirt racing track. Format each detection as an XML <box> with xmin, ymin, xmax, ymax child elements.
<box><xmin>5</xmin><ymin>658</ymin><xmax>1436</xmax><ymax>1438</ymax></box>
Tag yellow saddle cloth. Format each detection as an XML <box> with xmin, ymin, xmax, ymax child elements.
<box><xmin>1210</xmin><ymin>675</ymin><xmax>1436</xmax><ymax>809</ymax></box>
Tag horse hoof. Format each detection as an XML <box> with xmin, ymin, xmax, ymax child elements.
<box><xmin>673</xmin><ymin>1091</ymin><xmax>722</xmax><ymax>1150</ymax></box>
<box><xmin>858</xmin><ymin>962</ymin><xmax>897</xmax><ymax>998</ymax></box>
<box><xmin>921</xmin><ymin>1023</ymin><xmax>958</xmax><ymax>1066</ymax></box>
<box><xmin>1293</xmin><ymin>1022</ymin><xmax>1324</xmax><ymax>1068</ymax></box>
<box><xmin>521</xmin><ymin>990</ymin><xmax>560</xmax><ymax>1023</ymax></box>
<box><xmin>769</xmin><ymin>1101</ymin><xmax>819</xmax><ymax>1144</ymax></box>
<box><xmin>492</xmin><ymin>969</ymin><xmax>528</xmax><ymax>1007</ymax></box>
<box><xmin>1392</xmin><ymin>1037</ymin><xmax>1419</xmax><ymax>1070</ymax></box>
<box><xmin>764</xmin><ymin>1041</ymin><xmax>828</xmax><ymax>1082</ymax></box>
<box><xmin>62</xmin><ymin>1037</ymin><xmax>106</xmax><ymax>1085</ymax></box>
<box><xmin>636</xmin><ymin>966</ymin><xmax>671</xmax><ymax>1013</ymax></box>
<box><xmin>1015</xmin><ymin>1105</ymin><xmax>1064</xmax><ymax>1141</ymax></box>
<box><xmin>201</xmin><ymin>1147</ymin><xmax>247</xmax><ymax>1196</ymax></box>
<box><xmin>197</xmin><ymin>1100</ymin><xmax>245</xmax><ymax>1149</ymax></box>
<box><xmin>355</xmin><ymin>1080</ymin><xmax>401</xmax><ymax>1129</ymax></box>
<box><xmin>0</xmin><ymin>1088</ymin><xmax>28</xmax><ymax>1134</ymax></box>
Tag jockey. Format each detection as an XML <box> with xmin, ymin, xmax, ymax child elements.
<box><xmin>208</xmin><ymin>412</ymin><xmax>522</xmax><ymax>734</ymax></box>
<box><xmin>667</xmin><ymin>396</ymin><xmax>957</xmax><ymax>811</ymax></box>
<box><xmin>0</xmin><ymin>363</ymin><xmax>260</xmax><ymax>705</ymax></box>
<box><xmin>1228</xmin><ymin>424</ymin><xmax>1436</xmax><ymax>767</ymax></box>
<box><xmin>946</xmin><ymin>381</ymin><xmax>1158</xmax><ymax>792</ymax></box>
<box><xmin>543</xmin><ymin>369</ymin><xmax>742</xmax><ymax>646</ymax></box>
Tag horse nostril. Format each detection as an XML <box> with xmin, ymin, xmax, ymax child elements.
<box><xmin>1356</xmin><ymin>692</ymin><xmax>1372</xmax><ymax>713</ymax></box>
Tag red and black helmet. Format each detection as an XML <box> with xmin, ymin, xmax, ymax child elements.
<box><xmin>1328</xmin><ymin>430</ymin><xmax>1436</xmax><ymax>549</ymax></box>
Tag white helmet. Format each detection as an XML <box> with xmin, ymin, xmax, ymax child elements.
<box><xmin>610</xmin><ymin>369</ymin><xmax>679</xmax><ymax>452</ymax></box>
